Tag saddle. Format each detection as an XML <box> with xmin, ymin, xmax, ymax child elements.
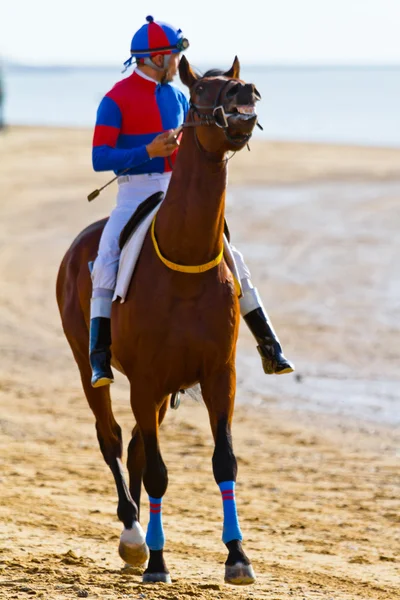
<box><xmin>114</xmin><ymin>193</ymin><xmax>237</xmax><ymax>303</ymax></box>
<box><xmin>119</xmin><ymin>191</ymin><xmax>165</xmax><ymax>250</ymax></box>
<box><xmin>119</xmin><ymin>190</ymin><xmax>231</xmax><ymax>251</ymax></box>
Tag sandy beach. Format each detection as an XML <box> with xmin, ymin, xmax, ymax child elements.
<box><xmin>0</xmin><ymin>127</ymin><xmax>399</xmax><ymax>599</ymax></box>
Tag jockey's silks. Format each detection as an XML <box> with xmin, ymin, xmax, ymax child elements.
<box><xmin>92</xmin><ymin>69</ymin><xmax>188</xmax><ymax>176</ymax></box>
<box><xmin>146</xmin><ymin>496</ymin><xmax>165</xmax><ymax>551</ymax></box>
<box><xmin>218</xmin><ymin>481</ymin><xmax>243</xmax><ymax>544</ymax></box>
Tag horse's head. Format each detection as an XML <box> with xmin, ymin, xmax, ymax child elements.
<box><xmin>179</xmin><ymin>55</ymin><xmax>260</xmax><ymax>154</ymax></box>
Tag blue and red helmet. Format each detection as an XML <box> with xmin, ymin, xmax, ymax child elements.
<box><xmin>123</xmin><ymin>16</ymin><xmax>189</xmax><ymax>72</ymax></box>
<box><xmin>132</xmin><ymin>16</ymin><xmax>189</xmax><ymax>57</ymax></box>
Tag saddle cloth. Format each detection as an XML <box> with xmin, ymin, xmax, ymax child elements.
<box><xmin>113</xmin><ymin>198</ymin><xmax>242</xmax><ymax>303</ymax></box>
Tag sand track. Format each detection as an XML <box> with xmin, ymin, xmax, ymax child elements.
<box><xmin>0</xmin><ymin>128</ymin><xmax>399</xmax><ymax>599</ymax></box>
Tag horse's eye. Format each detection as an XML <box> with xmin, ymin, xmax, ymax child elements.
<box><xmin>196</xmin><ymin>85</ymin><xmax>204</xmax><ymax>94</ymax></box>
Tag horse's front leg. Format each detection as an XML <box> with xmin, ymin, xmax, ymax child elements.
<box><xmin>130</xmin><ymin>387</ymin><xmax>171</xmax><ymax>584</ymax></box>
<box><xmin>126</xmin><ymin>399</ymin><xmax>169</xmax><ymax>520</ymax></box>
<box><xmin>201</xmin><ymin>366</ymin><xmax>256</xmax><ymax>585</ymax></box>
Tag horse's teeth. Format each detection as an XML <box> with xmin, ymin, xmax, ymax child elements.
<box><xmin>236</xmin><ymin>106</ymin><xmax>256</xmax><ymax>115</ymax></box>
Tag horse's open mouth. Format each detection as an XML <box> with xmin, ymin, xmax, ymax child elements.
<box><xmin>229</xmin><ymin>106</ymin><xmax>258</xmax><ymax>124</ymax></box>
<box><xmin>227</xmin><ymin>106</ymin><xmax>257</xmax><ymax>143</ymax></box>
<box><xmin>234</xmin><ymin>105</ymin><xmax>257</xmax><ymax>117</ymax></box>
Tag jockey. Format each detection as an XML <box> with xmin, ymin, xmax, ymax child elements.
<box><xmin>90</xmin><ymin>16</ymin><xmax>294</xmax><ymax>387</ymax></box>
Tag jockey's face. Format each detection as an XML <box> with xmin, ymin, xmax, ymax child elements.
<box><xmin>152</xmin><ymin>53</ymin><xmax>180</xmax><ymax>84</ymax></box>
<box><xmin>165</xmin><ymin>53</ymin><xmax>180</xmax><ymax>82</ymax></box>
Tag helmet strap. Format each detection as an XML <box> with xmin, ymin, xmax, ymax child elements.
<box><xmin>143</xmin><ymin>55</ymin><xmax>170</xmax><ymax>72</ymax></box>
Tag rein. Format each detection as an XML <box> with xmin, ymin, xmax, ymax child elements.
<box><xmin>88</xmin><ymin>78</ymin><xmax>262</xmax><ymax>200</ymax></box>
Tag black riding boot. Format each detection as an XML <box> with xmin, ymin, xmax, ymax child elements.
<box><xmin>89</xmin><ymin>317</ymin><xmax>114</xmax><ymax>387</ymax></box>
<box><xmin>243</xmin><ymin>307</ymin><xmax>295</xmax><ymax>375</ymax></box>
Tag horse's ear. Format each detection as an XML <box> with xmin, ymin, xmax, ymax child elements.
<box><xmin>224</xmin><ymin>56</ymin><xmax>240</xmax><ymax>79</ymax></box>
<box><xmin>179</xmin><ymin>55</ymin><xmax>199</xmax><ymax>88</ymax></box>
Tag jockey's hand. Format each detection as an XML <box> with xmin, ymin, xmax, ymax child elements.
<box><xmin>146</xmin><ymin>131</ymin><xmax>179</xmax><ymax>159</ymax></box>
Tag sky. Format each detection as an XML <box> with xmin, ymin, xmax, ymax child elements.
<box><xmin>1</xmin><ymin>0</ymin><xmax>400</xmax><ymax>66</ymax></box>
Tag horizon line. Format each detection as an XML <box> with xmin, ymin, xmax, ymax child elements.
<box><xmin>3</xmin><ymin>60</ymin><xmax>400</xmax><ymax>70</ymax></box>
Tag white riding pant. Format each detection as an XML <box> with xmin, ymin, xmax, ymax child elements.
<box><xmin>91</xmin><ymin>173</ymin><xmax>172</xmax><ymax>291</ymax></box>
<box><xmin>91</xmin><ymin>172</ymin><xmax>260</xmax><ymax>317</ymax></box>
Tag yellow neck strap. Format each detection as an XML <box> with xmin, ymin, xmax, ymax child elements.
<box><xmin>151</xmin><ymin>215</ymin><xmax>224</xmax><ymax>274</ymax></box>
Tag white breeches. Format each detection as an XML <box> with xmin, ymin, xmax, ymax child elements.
<box><xmin>91</xmin><ymin>172</ymin><xmax>260</xmax><ymax>317</ymax></box>
<box><xmin>91</xmin><ymin>173</ymin><xmax>172</xmax><ymax>291</ymax></box>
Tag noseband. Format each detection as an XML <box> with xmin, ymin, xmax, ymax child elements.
<box><xmin>184</xmin><ymin>78</ymin><xmax>260</xmax><ymax>149</ymax></box>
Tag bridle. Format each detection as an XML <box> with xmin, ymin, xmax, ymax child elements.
<box><xmin>150</xmin><ymin>79</ymin><xmax>261</xmax><ymax>276</ymax></box>
<box><xmin>87</xmin><ymin>77</ymin><xmax>263</xmax><ymax>200</ymax></box>
<box><xmin>179</xmin><ymin>77</ymin><xmax>262</xmax><ymax>161</ymax></box>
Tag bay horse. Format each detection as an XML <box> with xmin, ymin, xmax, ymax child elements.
<box><xmin>56</xmin><ymin>55</ymin><xmax>259</xmax><ymax>585</ymax></box>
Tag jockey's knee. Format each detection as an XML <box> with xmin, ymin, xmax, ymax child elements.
<box><xmin>92</xmin><ymin>287</ymin><xmax>114</xmax><ymax>299</ymax></box>
<box><xmin>91</xmin><ymin>254</ymin><xmax>120</xmax><ymax>292</ymax></box>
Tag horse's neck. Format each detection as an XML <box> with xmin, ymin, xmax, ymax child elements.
<box><xmin>155</xmin><ymin>129</ymin><xmax>227</xmax><ymax>266</ymax></box>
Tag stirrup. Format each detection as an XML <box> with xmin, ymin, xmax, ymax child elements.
<box><xmin>170</xmin><ymin>389</ymin><xmax>185</xmax><ymax>410</ymax></box>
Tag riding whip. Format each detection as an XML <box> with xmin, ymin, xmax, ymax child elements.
<box><xmin>87</xmin><ymin>171</ymin><xmax>126</xmax><ymax>202</ymax></box>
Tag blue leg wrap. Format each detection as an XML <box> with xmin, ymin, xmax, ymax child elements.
<box><xmin>145</xmin><ymin>496</ymin><xmax>165</xmax><ymax>551</ymax></box>
<box><xmin>219</xmin><ymin>481</ymin><xmax>243</xmax><ymax>544</ymax></box>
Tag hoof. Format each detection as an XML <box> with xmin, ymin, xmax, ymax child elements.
<box><xmin>119</xmin><ymin>523</ymin><xmax>149</xmax><ymax>566</ymax></box>
<box><xmin>225</xmin><ymin>562</ymin><xmax>256</xmax><ymax>585</ymax></box>
<box><xmin>142</xmin><ymin>572</ymin><xmax>172</xmax><ymax>584</ymax></box>
<box><xmin>119</xmin><ymin>540</ymin><xmax>149</xmax><ymax>566</ymax></box>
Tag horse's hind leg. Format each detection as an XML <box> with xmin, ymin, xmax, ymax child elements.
<box><xmin>201</xmin><ymin>366</ymin><xmax>256</xmax><ymax>585</ymax></box>
<box><xmin>66</xmin><ymin>330</ymin><xmax>148</xmax><ymax>567</ymax></box>
<box><xmin>129</xmin><ymin>389</ymin><xmax>171</xmax><ymax>583</ymax></box>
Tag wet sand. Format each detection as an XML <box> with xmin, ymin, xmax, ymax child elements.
<box><xmin>0</xmin><ymin>127</ymin><xmax>399</xmax><ymax>599</ymax></box>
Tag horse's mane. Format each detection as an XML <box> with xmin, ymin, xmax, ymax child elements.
<box><xmin>191</xmin><ymin>67</ymin><xmax>225</xmax><ymax>80</ymax></box>
<box><xmin>202</xmin><ymin>68</ymin><xmax>225</xmax><ymax>78</ymax></box>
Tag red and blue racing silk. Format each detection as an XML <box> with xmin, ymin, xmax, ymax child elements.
<box><xmin>92</xmin><ymin>70</ymin><xmax>189</xmax><ymax>175</ymax></box>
